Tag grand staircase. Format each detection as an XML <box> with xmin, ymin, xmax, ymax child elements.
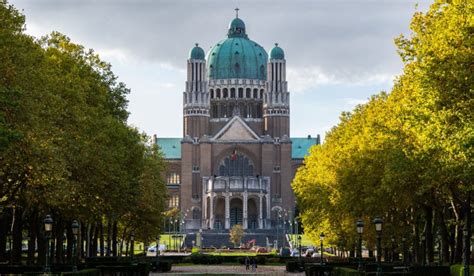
<box><xmin>182</xmin><ymin>229</ymin><xmax>289</xmax><ymax>249</ymax></box>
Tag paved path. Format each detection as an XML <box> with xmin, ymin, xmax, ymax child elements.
<box><xmin>151</xmin><ymin>265</ymin><xmax>304</xmax><ymax>275</ymax></box>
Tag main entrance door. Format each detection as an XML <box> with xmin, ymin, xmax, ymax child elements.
<box><xmin>229</xmin><ymin>198</ymin><xmax>243</xmax><ymax>227</ymax></box>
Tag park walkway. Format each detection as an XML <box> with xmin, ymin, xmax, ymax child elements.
<box><xmin>150</xmin><ymin>264</ymin><xmax>304</xmax><ymax>275</ymax></box>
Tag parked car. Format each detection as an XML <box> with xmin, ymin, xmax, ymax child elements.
<box><xmin>290</xmin><ymin>249</ymin><xmax>300</xmax><ymax>257</ymax></box>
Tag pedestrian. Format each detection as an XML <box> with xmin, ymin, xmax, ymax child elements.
<box><xmin>244</xmin><ymin>256</ymin><xmax>250</xmax><ymax>270</ymax></box>
<box><xmin>251</xmin><ymin>257</ymin><xmax>257</xmax><ymax>272</ymax></box>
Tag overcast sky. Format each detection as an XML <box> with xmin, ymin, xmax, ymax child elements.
<box><xmin>10</xmin><ymin>0</ymin><xmax>431</xmax><ymax>139</ymax></box>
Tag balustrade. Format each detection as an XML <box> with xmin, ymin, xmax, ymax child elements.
<box><xmin>203</xmin><ymin>176</ymin><xmax>270</xmax><ymax>193</ymax></box>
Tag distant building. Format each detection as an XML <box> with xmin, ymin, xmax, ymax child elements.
<box><xmin>155</xmin><ymin>13</ymin><xmax>320</xmax><ymax>232</ymax></box>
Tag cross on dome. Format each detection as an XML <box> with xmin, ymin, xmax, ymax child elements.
<box><xmin>235</xmin><ymin>7</ymin><xmax>239</xmax><ymax>18</ymax></box>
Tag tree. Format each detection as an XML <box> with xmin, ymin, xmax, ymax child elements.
<box><xmin>229</xmin><ymin>224</ymin><xmax>244</xmax><ymax>248</ymax></box>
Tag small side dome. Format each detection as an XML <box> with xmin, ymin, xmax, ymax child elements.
<box><xmin>189</xmin><ymin>43</ymin><xmax>205</xmax><ymax>60</ymax></box>
<box><xmin>270</xmin><ymin>43</ymin><xmax>285</xmax><ymax>60</ymax></box>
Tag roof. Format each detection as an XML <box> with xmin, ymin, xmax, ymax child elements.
<box><xmin>189</xmin><ymin>43</ymin><xmax>205</xmax><ymax>60</ymax></box>
<box><xmin>155</xmin><ymin>136</ymin><xmax>320</xmax><ymax>160</ymax></box>
<box><xmin>206</xmin><ymin>17</ymin><xmax>268</xmax><ymax>80</ymax></box>
<box><xmin>291</xmin><ymin>137</ymin><xmax>320</xmax><ymax>159</ymax></box>
<box><xmin>156</xmin><ymin>138</ymin><xmax>181</xmax><ymax>159</ymax></box>
<box><xmin>270</xmin><ymin>43</ymin><xmax>285</xmax><ymax>60</ymax></box>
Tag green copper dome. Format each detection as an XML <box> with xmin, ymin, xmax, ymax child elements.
<box><xmin>207</xmin><ymin>17</ymin><xmax>268</xmax><ymax>80</ymax></box>
<box><xmin>270</xmin><ymin>43</ymin><xmax>285</xmax><ymax>60</ymax></box>
<box><xmin>189</xmin><ymin>43</ymin><xmax>205</xmax><ymax>60</ymax></box>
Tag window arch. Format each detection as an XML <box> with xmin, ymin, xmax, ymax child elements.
<box><xmin>218</xmin><ymin>153</ymin><xmax>254</xmax><ymax>176</ymax></box>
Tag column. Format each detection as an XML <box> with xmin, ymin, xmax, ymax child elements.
<box><xmin>258</xmin><ymin>194</ymin><xmax>263</xmax><ymax>229</ymax></box>
<box><xmin>266</xmin><ymin>194</ymin><xmax>271</xmax><ymax>229</ymax></box>
<box><xmin>225</xmin><ymin>194</ymin><xmax>230</xmax><ymax>229</ymax></box>
<box><xmin>209</xmin><ymin>195</ymin><xmax>214</xmax><ymax>229</ymax></box>
<box><xmin>243</xmin><ymin>192</ymin><xmax>248</xmax><ymax>229</ymax></box>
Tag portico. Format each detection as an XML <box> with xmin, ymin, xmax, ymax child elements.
<box><xmin>202</xmin><ymin>176</ymin><xmax>271</xmax><ymax>230</ymax></box>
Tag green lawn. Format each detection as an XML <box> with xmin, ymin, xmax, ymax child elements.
<box><xmin>288</xmin><ymin>234</ymin><xmax>315</xmax><ymax>247</ymax></box>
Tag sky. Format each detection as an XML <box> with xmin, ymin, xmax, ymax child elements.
<box><xmin>10</xmin><ymin>0</ymin><xmax>431</xmax><ymax>140</ymax></box>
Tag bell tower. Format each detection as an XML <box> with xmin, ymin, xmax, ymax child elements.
<box><xmin>264</xmin><ymin>43</ymin><xmax>289</xmax><ymax>138</ymax></box>
<box><xmin>183</xmin><ymin>43</ymin><xmax>209</xmax><ymax>138</ymax></box>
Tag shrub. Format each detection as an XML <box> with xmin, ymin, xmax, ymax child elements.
<box><xmin>257</xmin><ymin>255</ymin><xmax>266</xmax><ymax>265</ymax></box>
<box><xmin>286</xmin><ymin>261</ymin><xmax>299</xmax><ymax>272</ymax></box>
<box><xmin>333</xmin><ymin>267</ymin><xmax>360</xmax><ymax>276</ymax></box>
<box><xmin>450</xmin><ymin>264</ymin><xmax>474</xmax><ymax>276</ymax></box>
<box><xmin>191</xmin><ymin>247</ymin><xmax>200</xmax><ymax>255</ymax></box>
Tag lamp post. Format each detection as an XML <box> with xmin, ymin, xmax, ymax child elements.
<box><xmin>319</xmin><ymin>232</ymin><xmax>325</xmax><ymax>265</ymax></box>
<box><xmin>130</xmin><ymin>232</ymin><xmax>135</xmax><ymax>260</ymax></box>
<box><xmin>463</xmin><ymin>225</ymin><xmax>470</xmax><ymax>276</ymax></box>
<box><xmin>356</xmin><ymin>219</ymin><xmax>364</xmax><ymax>272</ymax></box>
<box><xmin>373</xmin><ymin>217</ymin><xmax>383</xmax><ymax>276</ymax></box>
<box><xmin>298</xmin><ymin>235</ymin><xmax>302</xmax><ymax>262</ymax></box>
<box><xmin>44</xmin><ymin>215</ymin><xmax>53</xmax><ymax>274</ymax></box>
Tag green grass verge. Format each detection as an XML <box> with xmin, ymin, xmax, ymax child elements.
<box><xmin>450</xmin><ymin>264</ymin><xmax>474</xmax><ymax>276</ymax></box>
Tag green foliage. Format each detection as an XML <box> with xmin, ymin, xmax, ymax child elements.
<box><xmin>229</xmin><ymin>224</ymin><xmax>244</xmax><ymax>247</ymax></box>
<box><xmin>0</xmin><ymin>0</ymin><xmax>167</xmax><ymax>244</ymax></box>
<box><xmin>293</xmin><ymin>0</ymin><xmax>473</xmax><ymax>253</ymax></box>
<box><xmin>450</xmin><ymin>265</ymin><xmax>474</xmax><ymax>276</ymax></box>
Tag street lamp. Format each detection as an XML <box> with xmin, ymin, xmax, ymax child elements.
<box><xmin>298</xmin><ymin>235</ymin><xmax>302</xmax><ymax>261</ymax></box>
<box><xmin>319</xmin><ymin>232</ymin><xmax>325</xmax><ymax>265</ymax></box>
<box><xmin>356</xmin><ymin>219</ymin><xmax>364</xmax><ymax>271</ymax></box>
<box><xmin>373</xmin><ymin>217</ymin><xmax>383</xmax><ymax>276</ymax></box>
<box><xmin>463</xmin><ymin>225</ymin><xmax>470</xmax><ymax>276</ymax></box>
<box><xmin>44</xmin><ymin>215</ymin><xmax>53</xmax><ymax>274</ymax></box>
<box><xmin>71</xmin><ymin>220</ymin><xmax>79</xmax><ymax>272</ymax></box>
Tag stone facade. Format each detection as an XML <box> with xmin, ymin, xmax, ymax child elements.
<box><xmin>155</xmin><ymin>15</ymin><xmax>320</xmax><ymax>232</ymax></box>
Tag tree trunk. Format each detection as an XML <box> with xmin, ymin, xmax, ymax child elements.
<box><xmin>99</xmin><ymin>222</ymin><xmax>104</xmax><ymax>256</ymax></box>
<box><xmin>106</xmin><ymin>220</ymin><xmax>112</xmax><ymax>256</ymax></box>
<box><xmin>112</xmin><ymin>221</ymin><xmax>117</xmax><ymax>256</ymax></box>
<box><xmin>424</xmin><ymin>206</ymin><xmax>434</xmax><ymax>264</ymax></box>
<box><xmin>454</xmin><ymin>207</ymin><xmax>464</xmax><ymax>263</ymax></box>
<box><xmin>413</xmin><ymin>222</ymin><xmax>421</xmax><ymax>264</ymax></box>
<box><xmin>0</xmin><ymin>212</ymin><xmax>8</xmax><ymax>262</ymax></box>
<box><xmin>27</xmin><ymin>212</ymin><xmax>37</xmax><ymax>265</ymax></box>
<box><xmin>11</xmin><ymin>207</ymin><xmax>23</xmax><ymax>264</ymax></box>
<box><xmin>80</xmin><ymin>223</ymin><xmax>86</xmax><ymax>259</ymax></box>
<box><xmin>55</xmin><ymin>220</ymin><xmax>64</xmax><ymax>264</ymax></box>
<box><xmin>449</xmin><ymin>224</ymin><xmax>456</xmax><ymax>263</ymax></box>
<box><xmin>435</xmin><ymin>207</ymin><xmax>450</xmax><ymax>264</ymax></box>
<box><xmin>36</xmin><ymin>215</ymin><xmax>46</xmax><ymax>265</ymax></box>
<box><xmin>66</xmin><ymin>223</ymin><xmax>73</xmax><ymax>263</ymax></box>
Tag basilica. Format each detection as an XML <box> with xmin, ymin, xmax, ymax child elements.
<box><xmin>155</xmin><ymin>13</ymin><xmax>319</xmax><ymax>235</ymax></box>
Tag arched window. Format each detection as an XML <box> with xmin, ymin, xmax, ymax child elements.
<box><xmin>231</xmin><ymin>88</ymin><xmax>235</xmax><ymax>98</ymax></box>
<box><xmin>216</xmin><ymin>89</ymin><xmax>221</xmax><ymax>98</ymax></box>
<box><xmin>217</xmin><ymin>153</ymin><xmax>254</xmax><ymax>176</ymax></box>
<box><xmin>238</xmin><ymin>88</ymin><xmax>243</xmax><ymax>98</ymax></box>
<box><xmin>246</xmin><ymin>88</ymin><xmax>251</xmax><ymax>98</ymax></box>
<box><xmin>210</xmin><ymin>89</ymin><xmax>214</xmax><ymax>99</ymax></box>
<box><xmin>223</xmin><ymin>88</ymin><xmax>228</xmax><ymax>98</ymax></box>
<box><xmin>253</xmin><ymin>89</ymin><xmax>258</xmax><ymax>98</ymax></box>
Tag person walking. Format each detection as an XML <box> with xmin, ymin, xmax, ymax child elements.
<box><xmin>244</xmin><ymin>256</ymin><xmax>250</xmax><ymax>270</ymax></box>
<box><xmin>251</xmin><ymin>257</ymin><xmax>257</xmax><ymax>272</ymax></box>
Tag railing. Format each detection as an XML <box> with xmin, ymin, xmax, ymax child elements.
<box><xmin>203</xmin><ymin>176</ymin><xmax>270</xmax><ymax>193</ymax></box>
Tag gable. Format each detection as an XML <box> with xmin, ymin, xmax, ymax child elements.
<box><xmin>214</xmin><ymin>116</ymin><xmax>260</xmax><ymax>141</ymax></box>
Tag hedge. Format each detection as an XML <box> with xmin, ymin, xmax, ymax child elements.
<box><xmin>450</xmin><ymin>264</ymin><xmax>474</xmax><ymax>276</ymax></box>
<box><xmin>333</xmin><ymin>267</ymin><xmax>360</xmax><ymax>276</ymax></box>
<box><xmin>61</xmin><ymin>269</ymin><xmax>100</xmax><ymax>276</ymax></box>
